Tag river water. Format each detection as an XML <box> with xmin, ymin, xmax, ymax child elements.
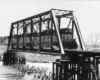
<box><xmin>0</xmin><ymin>61</ymin><xmax>52</xmax><ymax>80</ymax></box>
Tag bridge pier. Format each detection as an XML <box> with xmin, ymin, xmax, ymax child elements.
<box><xmin>3</xmin><ymin>50</ymin><xmax>26</xmax><ymax>65</ymax></box>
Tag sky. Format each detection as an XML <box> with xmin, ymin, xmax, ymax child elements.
<box><xmin>0</xmin><ymin>0</ymin><xmax>100</xmax><ymax>43</ymax></box>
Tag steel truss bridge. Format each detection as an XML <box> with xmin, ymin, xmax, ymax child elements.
<box><xmin>3</xmin><ymin>9</ymin><xmax>100</xmax><ymax>80</ymax></box>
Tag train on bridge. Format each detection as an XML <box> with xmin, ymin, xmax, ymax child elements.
<box><xmin>3</xmin><ymin>9</ymin><xmax>100</xmax><ymax>80</ymax></box>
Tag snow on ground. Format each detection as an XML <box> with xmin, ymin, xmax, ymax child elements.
<box><xmin>0</xmin><ymin>61</ymin><xmax>3</xmax><ymax>65</ymax></box>
<box><xmin>26</xmin><ymin>61</ymin><xmax>53</xmax><ymax>74</ymax></box>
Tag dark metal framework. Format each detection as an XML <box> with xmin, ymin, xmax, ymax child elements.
<box><xmin>5</xmin><ymin>9</ymin><xmax>100</xmax><ymax>80</ymax></box>
<box><xmin>53</xmin><ymin>50</ymin><xmax>100</xmax><ymax>80</ymax></box>
<box><xmin>8</xmin><ymin>9</ymin><xmax>85</xmax><ymax>54</ymax></box>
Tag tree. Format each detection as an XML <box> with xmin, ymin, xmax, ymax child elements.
<box><xmin>87</xmin><ymin>33</ymin><xmax>100</xmax><ymax>47</ymax></box>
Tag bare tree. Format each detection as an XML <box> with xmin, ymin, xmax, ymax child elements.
<box><xmin>87</xmin><ymin>33</ymin><xmax>100</xmax><ymax>47</ymax></box>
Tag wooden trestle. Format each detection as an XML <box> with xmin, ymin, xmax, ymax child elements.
<box><xmin>53</xmin><ymin>50</ymin><xmax>100</xmax><ymax>80</ymax></box>
<box><xmin>3</xmin><ymin>50</ymin><xmax>26</xmax><ymax>65</ymax></box>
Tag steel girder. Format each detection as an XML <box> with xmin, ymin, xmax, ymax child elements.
<box><xmin>8</xmin><ymin>9</ymin><xmax>85</xmax><ymax>54</ymax></box>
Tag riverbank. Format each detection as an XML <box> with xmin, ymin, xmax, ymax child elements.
<box><xmin>0</xmin><ymin>61</ymin><xmax>53</xmax><ymax>80</ymax></box>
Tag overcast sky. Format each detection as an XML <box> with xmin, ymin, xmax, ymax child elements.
<box><xmin>0</xmin><ymin>0</ymin><xmax>100</xmax><ymax>42</ymax></box>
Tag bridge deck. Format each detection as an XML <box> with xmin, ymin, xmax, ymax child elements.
<box><xmin>65</xmin><ymin>49</ymin><xmax>100</xmax><ymax>56</ymax></box>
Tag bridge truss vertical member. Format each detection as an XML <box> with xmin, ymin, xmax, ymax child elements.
<box><xmin>30</xmin><ymin>19</ymin><xmax>33</xmax><ymax>50</ymax></box>
<box><xmin>22</xmin><ymin>22</ymin><xmax>24</xmax><ymax>50</ymax></box>
<box><xmin>17</xmin><ymin>23</ymin><xmax>18</xmax><ymax>50</ymax></box>
<box><xmin>39</xmin><ymin>16</ymin><xmax>42</xmax><ymax>51</ymax></box>
<box><xmin>50</xmin><ymin>20</ymin><xmax>53</xmax><ymax>52</ymax></box>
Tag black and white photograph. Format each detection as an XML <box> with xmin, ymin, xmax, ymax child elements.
<box><xmin>0</xmin><ymin>0</ymin><xmax>100</xmax><ymax>80</ymax></box>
